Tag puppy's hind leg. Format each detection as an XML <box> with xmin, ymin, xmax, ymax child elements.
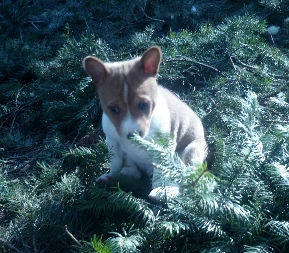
<box><xmin>179</xmin><ymin>138</ymin><xmax>207</xmax><ymax>166</ymax></box>
<box><xmin>120</xmin><ymin>155</ymin><xmax>142</xmax><ymax>179</ymax></box>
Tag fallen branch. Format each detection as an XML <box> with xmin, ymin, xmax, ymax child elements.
<box><xmin>65</xmin><ymin>225</ymin><xmax>81</xmax><ymax>246</ymax></box>
<box><xmin>137</xmin><ymin>4</ymin><xmax>165</xmax><ymax>23</ymax></box>
<box><xmin>236</xmin><ymin>59</ymin><xmax>289</xmax><ymax>80</ymax></box>
<box><xmin>166</xmin><ymin>56</ymin><xmax>227</xmax><ymax>77</ymax></box>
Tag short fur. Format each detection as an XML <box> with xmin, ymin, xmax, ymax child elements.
<box><xmin>83</xmin><ymin>46</ymin><xmax>206</xmax><ymax>201</ymax></box>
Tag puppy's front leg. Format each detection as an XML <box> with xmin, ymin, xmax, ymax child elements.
<box><xmin>98</xmin><ymin>137</ymin><xmax>142</xmax><ymax>185</ymax></box>
<box><xmin>148</xmin><ymin>166</ymin><xmax>179</xmax><ymax>203</ymax></box>
<box><xmin>97</xmin><ymin>137</ymin><xmax>123</xmax><ymax>185</ymax></box>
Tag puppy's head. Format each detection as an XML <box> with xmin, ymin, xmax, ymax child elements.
<box><xmin>83</xmin><ymin>46</ymin><xmax>162</xmax><ymax>139</ymax></box>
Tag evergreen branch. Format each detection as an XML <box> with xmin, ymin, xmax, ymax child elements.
<box><xmin>225</xmin><ymin>149</ymin><xmax>252</xmax><ymax>195</ymax></box>
<box><xmin>107</xmin><ymin>233</ymin><xmax>143</xmax><ymax>252</ymax></box>
<box><xmin>109</xmin><ymin>191</ymin><xmax>155</xmax><ymax>225</ymax></box>
<box><xmin>234</xmin><ymin>213</ymin><xmax>264</xmax><ymax>246</ymax></box>
<box><xmin>265</xmin><ymin>220</ymin><xmax>289</xmax><ymax>243</ymax></box>
<box><xmin>156</xmin><ymin>221</ymin><xmax>190</xmax><ymax>237</ymax></box>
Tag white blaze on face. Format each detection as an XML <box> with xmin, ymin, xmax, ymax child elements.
<box><xmin>121</xmin><ymin>111</ymin><xmax>140</xmax><ymax>138</ymax></box>
<box><xmin>123</xmin><ymin>81</ymin><xmax>129</xmax><ymax>104</ymax></box>
<box><xmin>121</xmin><ymin>82</ymin><xmax>141</xmax><ymax>138</ymax></box>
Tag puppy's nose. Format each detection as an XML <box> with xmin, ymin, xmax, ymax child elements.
<box><xmin>127</xmin><ymin>133</ymin><xmax>134</xmax><ymax>139</ymax></box>
<box><xmin>127</xmin><ymin>131</ymin><xmax>143</xmax><ymax>139</ymax></box>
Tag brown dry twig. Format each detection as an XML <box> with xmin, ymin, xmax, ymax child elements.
<box><xmin>65</xmin><ymin>225</ymin><xmax>82</xmax><ymax>246</ymax></box>
<box><xmin>166</xmin><ymin>56</ymin><xmax>227</xmax><ymax>77</ymax></box>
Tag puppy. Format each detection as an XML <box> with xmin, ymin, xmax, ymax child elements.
<box><xmin>83</xmin><ymin>46</ymin><xmax>206</xmax><ymax>201</ymax></box>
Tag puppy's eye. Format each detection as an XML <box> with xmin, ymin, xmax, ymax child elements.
<box><xmin>109</xmin><ymin>106</ymin><xmax>120</xmax><ymax>114</ymax></box>
<box><xmin>138</xmin><ymin>102</ymin><xmax>149</xmax><ymax>111</ymax></box>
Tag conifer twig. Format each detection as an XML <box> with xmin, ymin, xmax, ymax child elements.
<box><xmin>268</xmin><ymin>32</ymin><xmax>277</xmax><ymax>47</ymax></box>
<box><xmin>33</xmin><ymin>234</ymin><xmax>38</xmax><ymax>253</ymax></box>
<box><xmin>262</xmin><ymin>120</ymin><xmax>289</xmax><ymax>123</ymax></box>
<box><xmin>10</xmin><ymin>84</ymin><xmax>28</xmax><ymax>133</ymax></box>
<box><xmin>226</xmin><ymin>149</ymin><xmax>252</xmax><ymax>193</ymax></box>
<box><xmin>28</xmin><ymin>21</ymin><xmax>41</xmax><ymax>31</ymax></box>
<box><xmin>137</xmin><ymin>4</ymin><xmax>165</xmax><ymax>23</ymax></box>
<box><xmin>192</xmin><ymin>167</ymin><xmax>209</xmax><ymax>187</ymax></box>
<box><xmin>236</xmin><ymin>60</ymin><xmax>289</xmax><ymax>80</ymax></box>
<box><xmin>19</xmin><ymin>28</ymin><xmax>23</xmax><ymax>43</ymax></box>
<box><xmin>237</xmin><ymin>60</ymin><xmax>259</xmax><ymax>70</ymax></box>
<box><xmin>65</xmin><ymin>225</ymin><xmax>81</xmax><ymax>246</ymax></box>
<box><xmin>228</xmin><ymin>53</ymin><xmax>237</xmax><ymax>71</ymax></box>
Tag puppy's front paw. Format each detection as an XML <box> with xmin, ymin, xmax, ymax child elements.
<box><xmin>148</xmin><ymin>186</ymin><xmax>179</xmax><ymax>203</ymax></box>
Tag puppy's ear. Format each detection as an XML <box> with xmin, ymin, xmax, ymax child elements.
<box><xmin>141</xmin><ymin>46</ymin><xmax>162</xmax><ymax>77</ymax></box>
<box><xmin>83</xmin><ymin>56</ymin><xmax>109</xmax><ymax>88</ymax></box>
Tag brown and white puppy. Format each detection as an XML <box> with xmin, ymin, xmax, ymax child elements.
<box><xmin>83</xmin><ymin>46</ymin><xmax>206</xmax><ymax>201</ymax></box>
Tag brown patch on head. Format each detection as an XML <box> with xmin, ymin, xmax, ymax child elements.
<box><xmin>83</xmin><ymin>46</ymin><xmax>162</xmax><ymax>137</ymax></box>
<box><xmin>96</xmin><ymin>64</ymin><xmax>128</xmax><ymax>135</ymax></box>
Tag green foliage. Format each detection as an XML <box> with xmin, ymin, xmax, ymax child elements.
<box><xmin>1</xmin><ymin>0</ymin><xmax>289</xmax><ymax>252</ymax></box>
<box><xmin>91</xmin><ymin>235</ymin><xmax>111</xmax><ymax>253</ymax></box>
<box><xmin>131</xmin><ymin>133</ymin><xmax>217</xmax><ymax>196</ymax></box>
